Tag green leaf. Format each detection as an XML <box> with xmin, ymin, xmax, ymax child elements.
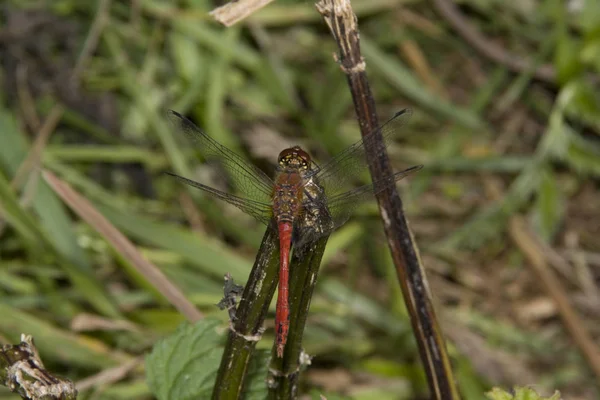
<box><xmin>146</xmin><ymin>318</ymin><xmax>269</xmax><ymax>400</ymax></box>
<box><xmin>554</xmin><ymin>33</ymin><xmax>583</xmax><ymax>83</ymax></box>
<box><xmin>565</xmin><ymin>130</ymin><xmax>600</xmax><ymax>176</ymax></box>
<box><xmin>0</xmin><ymin>303</ymin><xmax>124</xmax><ymax>369</ymax></box>
<box><xmin>485</xmin><ymin>387</ymin><xmax>561</xmax><ymax>400</ymax></box>
<box><xmin>94</xmin><ymin>202</ymin><xmax>252</xmax><ymax>282</ymax></box>
<box><xmin>0</xmin><ymin>108</ymin><xmax>120</xmax><ymax>318</ymax></box>
<box><xmin>0</xmin><ymin>109</ymin><xmax>92</xmax><ymax>272</ymax></box>
<box><xmin>564</xmin><ymin>80</ymin><xmax>600</xmax><ymax>129</ymax></box>
<box><xmin>168</xmin><ymin>31</ymin><xmax>205</xmax><ymax>84</ymax></box>
<box><xmin>532</xmin><ymin>167</ymin><xmax>564</xmax><ymax>241</ymax></box>
<box><xmin>436</xmin><ymin>163</ymin><xmax>540</xmax><ymax>250</ymax></box>
<box><xmin>579</xmin><ymin>0</ymin><xmax>600</xmax><ymax>37</ymax></box>
<box><xmin>0</xmin><ymin>171</ymin><xmax>46</xmax><ymax>248</ymax></box>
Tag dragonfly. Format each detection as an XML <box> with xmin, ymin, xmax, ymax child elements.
<box><xmin>166</xmin><ymin>110</ymin><xmax>422</xmax><ymax>357</ymax></box>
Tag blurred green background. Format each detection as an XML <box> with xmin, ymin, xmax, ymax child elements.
<box><xmin>1</xmin><ymin>0</ymin><xmax>599</xmax><ymax>399</ymax></box>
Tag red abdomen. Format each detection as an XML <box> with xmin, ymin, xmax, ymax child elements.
<box><xmin>276</xmin><ymin>221</ymin><xmax>292</xmax><ymax>357</ymax></box>
<box><xmin>272</xmin><ymin>172</ymin><xmax>303</xmax><ymax>357</ymax></box>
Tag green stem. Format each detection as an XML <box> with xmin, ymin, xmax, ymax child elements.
<box><xmin>212</xmin><ymin>227</ymin><xmax>280</xmax><ymax>400</ymax></box>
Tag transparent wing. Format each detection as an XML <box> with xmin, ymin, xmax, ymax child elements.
<box><xmin>325</xmin><ymin>165</ymin><xmax>422</xmax><ymax>228</ymax></box>
<box><xmin>166</xmin><ymin>173</ymin><xmax>273</xmax><ymax>226</ymax></box>
<box><xmin>310</xmin><ymin>109</ymin><xmax>412</xmax><ymax>202</ymax></box>
<box><xmin>294</xmin><ymin>165</ymin><xmax>422</xmax><ymax>247</ymax></box>
<box><xmin>168</xmin><ymin>110</ymin><xmax>274</xmax><ymax>204</ymax></box>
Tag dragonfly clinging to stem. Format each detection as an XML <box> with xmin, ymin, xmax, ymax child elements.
<box><xmin>167</xmin><ymin>110</ymin><xmax>422</xmax><ymax>357</ymax></box>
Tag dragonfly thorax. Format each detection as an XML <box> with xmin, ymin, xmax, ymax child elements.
<box><xmin>277</xmin><ymin>146</ymin><xmax>311</xmax><ymax>172</ymax></box>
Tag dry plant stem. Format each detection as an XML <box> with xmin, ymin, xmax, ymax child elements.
<box><xmin>212</xmin><ymin>227</ymin><xmax>280</xmax><ymax>400</ymax></box>
<box><xmin>316</xmin><ymin>1</ymin><xmax>459</xmax><ymax>399</ymax></box>
<box><xmin>267</xmin><ymin>237</ymin><xmax>329</xmax><ymax>399</ymax></box>
<box><xmin>76</xmin><ymin>357</ymin><xmax>143</xmax><ymax>391</ymax></box>
<box><xmin>0</xmin><ymin>106</ymin><xmax>64</xmax><ymax>235</ymax></box>
<box><xmin>432</xmin><ymin>0</ymin><xmax>555</xmax><ymax>82</ymax></box>
<box><xmin>210</xmin><ymin>0</ymin><xmax>276</xmax><ymax>27</ymax></box>
<box><xmin>509</xmin><ymin>216</ymin><xmax>600</xmax><ymax>381</ymax></box>
<box><xmin>42</xmin><ymin>170</ymin><xmax>203</xmax><ymax>322</ymax></box>
<box><xmin>1</xmin><ymin>335</ymin><xmax>77</xmax><ymax>400</ymax></box>
<box><xmin>11</xmin><ymin>106</ymin><xmax>63</xmax><ymax>192</ymax></box>
<box><xmin>16</xmin><ymin>65</ymin><xmax>40</xmax><ymax>132</ymax></box>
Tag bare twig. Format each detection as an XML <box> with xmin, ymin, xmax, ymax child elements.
<box><xmin>11</xmin><ymin>105</ymin><xmax>64</xmax><ymax>193</ymax></box>
<box><xmin>42</xmin><ymin>170</ymin><xmax>203</xmax><ymax>323</ymax></box>
<box><xmin>70</xmin><ymin>314</ymin><xmax>142</xmax><ymax>333</ymax></box>
<box><xmin>210</xmin><ymin>0</ymin><xmax>276</xmax><ymax>27</ymax></box>
<box><xmin>315</xmin><ymin>1</ymin><xmax>459</xmax><ymax>399</ymax></box>
<box><xmin>76</xmin><ymin>357</ymin><xmax>143</xmax><ymax>392</ymax></box>
<box><xmin>0</xmin><ymin>105</ymin><xmax>64</xmax><ymax>236</ymax></box>
<box><xmin>178</xmin><ymin>191</ymin><xmax>206</xmax><ymax>233</ymax></box>
<box><xmin>509</xmin><ymin>216</ymin><xmax>600</xmax><ymax>381</ymax></box>
<box><xmin>398</xmin><ymin>38</ymin><xmax>448</xmax><ymax>98</ymax></box>
<box><xmin>16</xmin><ymin>64</ymin><xmax>40</xmax><ymax>132</ymax></box>
<box><xmin>1</xmin><ymin>335</ymin><xmax>77</xmax><ymax>400</ymax></box>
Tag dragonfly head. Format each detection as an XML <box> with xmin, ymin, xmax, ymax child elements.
<box><xmin>278</xmin><ymin>146</ymin><xmax>311</xmax><ymax>172</ymax></box>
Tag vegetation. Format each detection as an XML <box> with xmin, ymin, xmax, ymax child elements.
<box><xmin>1</xmin><ymin>0</ymin><xmax>599</xmax><ymax>398</ymax></box>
